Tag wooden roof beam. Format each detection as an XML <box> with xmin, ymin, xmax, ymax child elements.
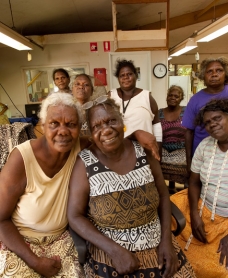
<box><xmin>195</xmin><ymin>0</ymin><xmax>221</xmax><ymax>20</ymax></box>
<box><xmin>136</xmin><ymin>2</ymin><xmax>228</xmax><ymax>31</ymax></box>
<box><xmin>113</xmin><ymin>0</ymin><xmax>167</xmax><ymax>3</ymax></box>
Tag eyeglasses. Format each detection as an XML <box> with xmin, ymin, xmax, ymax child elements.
<box><xmin>82</xmin><ymin>95</ymin><xmax>108</xmax><ymax>110</ymax></box>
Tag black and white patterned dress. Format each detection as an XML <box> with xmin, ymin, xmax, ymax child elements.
<box><xmin>79</xmin><ymin>141</ymin><xmax>196</xmax><ymax>278</ymax></box>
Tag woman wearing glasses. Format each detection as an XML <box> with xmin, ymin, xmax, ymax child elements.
<box><xmin>109</xmin><ymin>59</ymin><xmax>162</xmax><ymax>154</ymax></box>
<box><xmin>68</xmin><ymin>97</ymin><xmax>196</xmax><ymax>278</ymax></box>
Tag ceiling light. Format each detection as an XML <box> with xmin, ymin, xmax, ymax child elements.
<box><xmin>169</xmin><ymin>38</ymin><xmax>198</xmax><ymax>57</ymax></box>
<box><xmin>196</xmin><ymin>14</ymin><xmax>228</xmax><ymax>42</ymax></box>
<box><xmin>0</xmin><ymin>22</ymin><xmax>33</xmax><ymax>50</ymax></box>
<box><xmin>27</xmin><ymin>51</ymin><xmax>32</xmax><ymax>61</ymax></box>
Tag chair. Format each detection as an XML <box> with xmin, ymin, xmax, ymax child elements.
<box><xmin>0</xmin><ymin>122</ymin><xmax>36</xmax><ymax>171</ymax></box>
<box><xmin>70</xmin><ymin>200</ymin><xmax>186</xmax><ymax>265</ymax></box>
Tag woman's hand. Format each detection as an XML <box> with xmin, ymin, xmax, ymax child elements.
<box><xmin>31</xmin><ymin>255</ymin><xmax>62</xmax><ymax>277</ymax></box>
<box><xmin>190</xmin><ymin>211</ymin><xmax>207</xmax><ymax>243</ymax></box>
<box><xmin>157</xmin><ymin>240</ymin><xmax>179</xmax><ymax>278</ymax></box>
<box><xmin>131</xmin><ymin>130</ymin><xmax>160</xmax><ymax>161</ymax></box>
<box><xmin>217</xmin><ymin>234</ymin><xmax>228</xmax><ymax>269</ymax></box>
<box><xmin>110</xmin><ymin>245</ymin><xmax>140</xmax><ymax>275</ymax></box>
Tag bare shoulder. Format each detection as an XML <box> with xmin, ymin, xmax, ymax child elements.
<box><xmin>0</xmin><ymin>147</ymin><xmax>26</xmax><ymax>195</ymax></box>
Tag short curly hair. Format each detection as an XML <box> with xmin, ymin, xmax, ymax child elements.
<box><xmin>85</xmin><ymin>98</ymin><xmax>123</xmax><ymax>132</ymax></box>
<box><xmin>198</xmin><ymin>56</ymin><xmax>228</xmax><ymax>83</ymax></box>
<box><xmin>167</xmin><ymin>85</ymin><xmax>185</xmax><ymax>101</ymax></box>
<box><xmin>114</xmin><ymin>59</ymin><xmax>138</xmax><ymax>78</ymax></box>
<box><xmin>195</xmin><ymin>98</ymin><xmax>228</xmax><ymax>127</ymax></box>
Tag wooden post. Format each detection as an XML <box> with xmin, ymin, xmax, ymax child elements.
<box><xmin>112</xmin><ymin>2</ymin><xmax>118</xmax><ymax>51</ymax></box>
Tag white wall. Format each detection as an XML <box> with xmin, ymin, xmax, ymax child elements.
<box><xmin>0</xmin><ymin>36</ymin><xmax>168</xmax><ymax>116</ymax></box>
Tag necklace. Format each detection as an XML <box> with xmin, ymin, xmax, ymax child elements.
<box><xmin>120</xmin><ymin>88</ymin><xmax>136</xmax><ymax>116</ymax></box>
<box><xmin>185</xmin><ymin>139</ymin><xmax>228</xmax><ymax>251</ymax></box>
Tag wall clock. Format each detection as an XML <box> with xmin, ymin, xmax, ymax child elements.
<box><xmin>153</xmin><ymin>63</ymin><xmax>167</xmax><ymax>78</ymax></box>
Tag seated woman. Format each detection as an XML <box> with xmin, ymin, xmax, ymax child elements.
<box><xmin>0</xmin><ymin>93</ymin><xmax>87</xmax><ymax>277</ymax></box>
<box><xmin>159</xmin><ymin>85</ymin><xmax>187</xmax><ymax>194</ymax></box>
<box><xmin>171</xmin><ymin>99</ymin><xmax>228</xmax><ymax>278</ymax></box>
<box><xmin>67</xmin><ymin>97</ymin><xmax>196</xmax><ymax>277</ymax></box>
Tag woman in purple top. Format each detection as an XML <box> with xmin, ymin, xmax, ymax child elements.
<box><xmin>182</xmin><ymin>56</ymin><xmax>228</xmax><ymax>176</ymax></box>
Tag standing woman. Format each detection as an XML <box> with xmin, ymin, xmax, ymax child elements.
<box><xmin>109</xmin><ymin>59</ymin><xmax>162</xmax><ymax>150</ymax></box>
<box><xmin>159</xmin><ymin>85</ymin><xmax>187</xmax><ymax>194</ymax></box>
<box><xmin>72</xmin><ymin>74</ymin><xmax>94</xmax><ymax>137</ymax></box>
<box><xmin>182</xmin><ymin>57</ymin><xmax>228</xmax><ymax>175</ymax></box>
<box><xmin>53</xmin><ymin>68</ymin><xmax>72</xmax><ymax>94</ymax></box>
<box><xmin>72</xmin><ymin>74</ymin><xmax>94</xmax><ymax>106</ymax></box>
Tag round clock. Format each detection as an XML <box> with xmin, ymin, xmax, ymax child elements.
<box><xmin>153</xmin><ymin>63</ymin><xmax>167</xmax><ymax>78</ymax></box>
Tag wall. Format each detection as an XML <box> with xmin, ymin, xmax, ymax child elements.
<box><xmin>0</xmin><ymin>33</ymin><xmax>168</xmax><ymax>116</ymax></box>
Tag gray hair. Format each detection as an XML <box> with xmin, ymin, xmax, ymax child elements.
<box><xmin>39</xmin><ymin>92</ymin><xmax>83</xmax><ymax>126</ymax></box>
<box><xmin>198</xmin><ymin>56</ymin><xmax>228</xmax><ymax>83</ymax></box>
<box><xmin>167</xmin><ymin>85</ymin><xmax>185</xmax><ymax>101</ymax></box>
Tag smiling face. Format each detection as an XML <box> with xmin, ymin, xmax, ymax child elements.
<box><xmin>89</xmin><ymin>104</ymin><xmax>124</xmax><ymax>153</ymax></box>
<box><xmin>118</xmin><ymin>66</ymin><xmax>137</xmax><ymax>91</ymax></box>
<box><xmin>72</xmin><ymin>75</ymin><xmax>93</xmax><ymax>105</ymax></box>
<box><xmin>54</xmin><ymin>71</ymin><xmax>70</xmax><ymax>91</ymax></box>
<box><xmin>204</xmin><ymin>62</ymin><xmax>226</xmax><ymax>88</ymax></box>
<box><xmin>43</xmin><ymin>105</ymin><xmax>80</xmax><ymax>153</ymax></box>
<box><xmin>166</xmin><ymin>89</ymin><xmax>183</xmax><ymax>107</ymax></box>
<box><xmin>203</xmin><ymin>110</ymin><xmax>228</xmax><ymax>142</ymax></box>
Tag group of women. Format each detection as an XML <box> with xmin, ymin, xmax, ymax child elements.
<box><xmin>1</xmin><ymin>56</ymin><xmax>228</xmax><ymax>277</ymax></box>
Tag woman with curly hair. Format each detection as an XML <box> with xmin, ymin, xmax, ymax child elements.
<box><xmin>171</xmin><ymin>99</ymin><xmax>228</xmax><ymax>278</ymax></box>
<box><xmin>182</xmin><ymin>56</ymin><xmax>228</xmax><ymax>176</ymax></box>
<box><xmin>109</xmin><ymin>59</ymin><xmax>162</xmax><ymax>157</ymax></box>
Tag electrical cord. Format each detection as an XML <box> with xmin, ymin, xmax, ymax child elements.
<box><xmin>0</xmin><ymin>83</ymin><xmax>44</xmax><ymax>135</ymax></box>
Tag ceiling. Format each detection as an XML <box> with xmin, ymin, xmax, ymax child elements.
<box><xmin>0</xmin><ymin>0</ymin><xmax>228</xmax><ymax>55</ymax></box>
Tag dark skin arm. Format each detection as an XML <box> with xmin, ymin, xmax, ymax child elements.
<box><xmin>217</xmin><ymin>234</ymin><xmax>228</xmax><ymax>269</ymax></box>
<box><xmin>188</xmin><ymin>171</ymin><xmax>207</xmax><ymax>243</ymax></box>
<box><xmin>149</xmin><ymin>94</ymin><xmax>162</xmax><ymax>156</ymax></box>
<box><xmin>185</xmin><ymin>129</ymin><xmax>194</xmax><ymax>176</ymax></box>
<box><xmin>145</xmin><ymin>149</ymin><xmax>178</xmax><ymax>277</ymax></box>
<box><xmin>67</xmin><ymin>156</ymin><xmax>140</xmax><ymax>275</ymax></box>
<box><xmin>128</xmin><ymin>130</ymin><xmax>160</xmax><ymax>161</ymax></box>
<box><xmin>0</xmin><ymin>148</ymin><xmax>61</xmax><ymax>277</ymax></box>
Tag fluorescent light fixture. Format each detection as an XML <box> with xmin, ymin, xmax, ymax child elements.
<box><xmin>196</xmin><ymin>14</ymin><xmax>228</xmax><ymax>42</ymax></box>
<box><xmin>168</xmin><ymin>56</ymin><xmax>172</xmax><ymax>60</ymax></box>
<box><xmin>0</xmin><ymin>22</ymin><xmax>33</xmax><ymax>50</ymax></box>
<box><xmin>27</xmin><ymin>51</ymin><xmax>32</xmax><ymax>61</ymax></box>
<box><xmin>169</xmin><ymin>38</ymin><xmax>198</xmax><ymax>56</ymax></box>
